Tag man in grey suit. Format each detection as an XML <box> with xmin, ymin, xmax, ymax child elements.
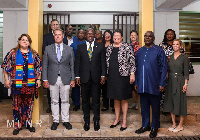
<box><xmin>43</xmin><ymin>28</ymin><xmax>75</xmax><ymax>130</ymax></box>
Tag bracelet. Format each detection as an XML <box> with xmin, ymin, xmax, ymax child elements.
<box><xmin>130</xmin><ymin>72</ymin><xmax>134</xmax><ymax>75</ymax></box>
<box><xmin>185</xmin><ymin>84</ymin><xmax>188</xmax><ymax>86</ymax></box>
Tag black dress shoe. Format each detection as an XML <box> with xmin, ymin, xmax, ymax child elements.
<box><xmin>110</xmin><ymin>121</ymin><xmax>121</xmax><ymax>128</ymax></box>
<box><xmin>73</xmin><ymin>105</ymin><xmax>80</xmax><ymax>111</ymax></box>
<box><xmin>149</xmin><ymin>129</ymin><xmax>158</xmax><ymax>138</ymax></box>
<box><xmin>101</xmin><ymin>108</ymin><xmax>109</xmax><ymax>111</ymax></box>
<box><xmin>94</xmin><ymin>121</ymin><xmax>100</xmax><ymax>131</ymax></box>
<box><xmin>84</xmin><ymin>122</ymin><xmax>90</xmax><ymax>131</ymax></box>
<box><xmin>111</xmin><ymin>108</ymin><xmax>115</xmax><ymax>112</ymax></box>
<box><xmin>135</xmin><ymin>126</ymin><xmax>151</xmax><ymax>134</ymax></box>
<box><xmin>51</xmin><ymin>122</ymin><xmax>59</xmax><ymax>130</ymax></box>
<box><xmin>63</xmin><ymin>122</ymin><xmax>72</xmax><ymax>130</ymax></box>
<box><xmin>46</xmin><ymin>106</ymin><xmax>51</xmax><ymax>113</ymax></box>
<box><xmin>120</xmin><ymin>126</ymin><xmax>127</xmax><ymax>131</ymax></box>
<box><xmin>26</xmin><ymin>125</ymin><xmax>35</xmax><ymax>132</ymax></box>
<box><xmin>13</xmin><ymin>128</ymin><xmax>22</xmax><ymax>135</ymax></box>
<box><xmin>162</xmin><ymin>111</ymin><xmax>169</xmax><ymax>116</ymax></box>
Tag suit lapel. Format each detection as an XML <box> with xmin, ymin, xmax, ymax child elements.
<box><xmin>92</xmin><ymin>42</ymin><xmax>98</xmax><ymax>60</ymax></box>
<box><xmin>52</xmin><ymin>44</ymin><xmax>59</xmax><ymax>63</ymax></box>
<box><xmin>83</xmin><ymin>43</ymin><xmax>90</xmax><ymax>61</ymax></box>
<box><xmin>60</xmin><ymin>44</ymin><xmax>66</xmax><ymax>62</ymax></box>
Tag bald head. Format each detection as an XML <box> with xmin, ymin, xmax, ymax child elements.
<box><xmin>144</xmin><ymin>31</ymin><xmax>155</xmax><ymax>47</ymax></box>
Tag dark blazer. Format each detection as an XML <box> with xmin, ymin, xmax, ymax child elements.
<box><xmin>42</xmin><ymin>33</ymin><xmax>68</xmax><ymax>54</ymax></box>
<box><xmin>42</xmin><ymin>43</ymin><xmax>75</xmax><ymax>85</ymax></box>
<box><xmin>106</xmin><ymin>42</ymin><xmax>136</xmax><ymax>76</ymax></box>
<box><xmin>75</xmin><ymin>42</ymin><xmax>106</xmax><ymax>84</ymax></box>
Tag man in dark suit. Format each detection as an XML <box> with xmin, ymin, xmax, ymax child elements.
<box><xmin>42</xmin><ymin>19</ymin><xmax>68</xmax><ymax>113</ymax></box>
<box><xmin>43</xmin><ymin>28</ymin><xmax>75</xmax><ymax>130</ymax></box>
<box><xmin>66</xmin><ymin>25</ymin><xmax>77</xmax><ymax>46</ymax></box>
<box><xmin>75</xmin><ymin>28</ymin><xmax>106</xmax><ymax>131</ymax></box>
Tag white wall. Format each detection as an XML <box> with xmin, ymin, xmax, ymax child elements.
<box><xmin>1</xmin><ymin>10</ymin><xmax>28</xmax><ymax>83</ymax></box>
<box><xmin>187</xmin><ymin>65</ymin><xmax>200</xmax><ymax>96</ymax></box>
<box><xmin>182</xmin><ymin>1</ymin><xmax>200</xmax><ymax>96</ymax></box>
<box><xmin>43</xmin><ymin>0</ymin><xmax>139</xmax><ymax>12</ymax></box>
<box><xmin>154</xmin><ymin>11</ymin><xmax>179</xmax><ymax>45</ymax></box>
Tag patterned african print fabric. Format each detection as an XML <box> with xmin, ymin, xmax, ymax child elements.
<box><xmin>15</xmin><ymin>49</ymin><xmax>35</xmax><ymax>88</ymax></box>
<box><xmin>106</xmin><ymin>42</ymin><xmax>136</xmax><ymax>76</ymax></box>
<box><xmin>159</xmin><ymin>42</ymin><xmax>174</xmax><ymax>57</ymax></box>
<box><xmin>131</xmin><ymin>41</ymin><xmax>140</xmax><ymax>56</ymax></box>
<box><xmin>1</xmin><ymin>49</ymin><xmax>42</xmax><ymax>99</ymax></box>
<box><xmin>159</xmin><ymin>42</ymin><xmax>174</xmax><ymax>110</ymax></box>
<box><xmin>88</xmin><ymin>43</ymin><xmax>92</xmax><ymax>61</ymax></box>
<box><xmin>1</xmin><ymin>49</ymin><xmax>42</xmax><ymax>130</ymax></box>
<box><xmin>12</xmin><ymin>94</ymin><xmax>34</xmax><ymax>129</ymax></box>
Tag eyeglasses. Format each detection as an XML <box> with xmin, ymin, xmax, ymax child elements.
<box><xmin>51</xmin><ymin>24</ymin><xmax>59</xmax><ymax>26</ymax></box>
<box><xmin>105</xmin><ymin>34</ymin><xmax>111</xmax><ymax>36</ymax></box>
<box><xmin>21</xmin><ymin>39</ymin><xmax>29</xmax><ymax>42</ymax></box>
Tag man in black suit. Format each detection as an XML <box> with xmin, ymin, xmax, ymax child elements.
<box><xmin>42</xmin><ymin>19</ymin><xmax>68</xmax><ymax>113</ymax></box>
<box><xmin>43</xmin><ymin>19</ymin><xmax>68</xmax><ymax>54</ymax></box>
<box><xmin>75</xmin><ymin>28</ymin><xmax>106</xmax><ymax>131</ymax></box>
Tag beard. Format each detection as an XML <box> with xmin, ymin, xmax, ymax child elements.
<box><xmin>67</xmin><ymin>32</ymin><xmax>72</xmax><ymax>37</ymax></box>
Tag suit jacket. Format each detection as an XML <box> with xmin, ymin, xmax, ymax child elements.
<box><xmin>42</xmin><ymin>33</ymin><xmax>68</xmax><ymax>55</ymax></box>
<box><xmin>42</xmin><ymin>43</ymin><xmax>75</xmax><ymax>85</ymax></box>
<box><xmin>75</xmin><ymin>42</ymin><xmax>106</xmax><ymax>83</ymax></box>
<box><xmin>106</xmin><ymin>42</ymin><xmax>136</xmax><ymax>76</ymax></box>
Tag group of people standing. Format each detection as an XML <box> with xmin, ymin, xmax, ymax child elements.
<box><xmin>1</xmin><ymin>18</ymin><xmax>189</xmax><ymax>138</ymax></box>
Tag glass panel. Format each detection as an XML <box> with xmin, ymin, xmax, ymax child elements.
<box><xmin>0</xmin><ymin>34</ymin><xmax>2</xmax><ymax>37</ymax></box>
<box><xmin>0</xmin><ymin>18</ymin><xmax>3</xmax><ymax>22</ymax></box>
<box><xmin>0</xmin><ymin>28</ymin><xmax>3</xmax><ymax>32</ymax></box>
<box><xmin>0</xmin><ymin>23</ymin><xmax>2</xmax><ymax>26</ymax></box>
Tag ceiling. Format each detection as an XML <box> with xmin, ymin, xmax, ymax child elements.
<box><xmin>156</xmin><ymin>0</ymin><xmax>196</xmax><ymax>10</ymax></box>
<box><xmin>0</xmin><ymin>0</ymin><xmax>197</xmax><ymax>11</ymax></box>
<box><xmin>0</xmin><ymin>0</ymin><xmax>27</xmax><ymax>9</ymax></box>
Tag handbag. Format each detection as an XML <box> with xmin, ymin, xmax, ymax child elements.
<box><xmin>189</xmin><ymin>62</ymin><xmax>195</xmax><ymax>74</ymax></box>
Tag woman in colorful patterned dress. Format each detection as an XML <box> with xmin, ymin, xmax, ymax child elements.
<box><xmin>1</xmin><ymin>34</ymin><xmax>42</xmax><ymax>135</ymax></box>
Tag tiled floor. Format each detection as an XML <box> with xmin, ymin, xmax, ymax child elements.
<box><xmin>0</xmin><ymin>96</ymin><xmax>200</xmax><ymax>139</ymax></box>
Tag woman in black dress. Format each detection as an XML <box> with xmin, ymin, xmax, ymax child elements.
<box><xmin>101</xmin><ymin>30</ymin><xmax>114</xmax><ymax>112</ymax></box>
<box><xmin>106</xmin><ymin>29</ymin><xmax>136</xmax><ymax>131</ymax></box>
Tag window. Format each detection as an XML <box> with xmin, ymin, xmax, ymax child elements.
<box><xmin>179</xmin><ymin>12</ymin><xmax>200</xmax><ymax>63</ymax></box>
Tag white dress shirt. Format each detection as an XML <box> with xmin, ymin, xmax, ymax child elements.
<box><xmin>86</xmin><ymin>41</ymin><xmax>94</xmax><ymax>52</ymax></box>
<box><xmin>67</xmin><ymin>36</ymin><xmax>74</xmax><ymax>46</ymax></box>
